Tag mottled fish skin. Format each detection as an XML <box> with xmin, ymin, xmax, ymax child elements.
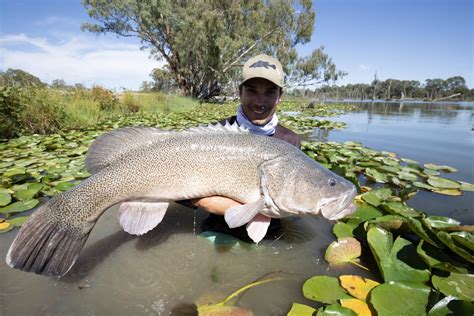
<box><xmin>6</xmin><ymin>124</ymin><xmax>357</xmax><ymax>276</ymax></box>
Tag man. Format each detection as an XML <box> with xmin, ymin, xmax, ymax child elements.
<box><xmin>193</xmin><ymin>54</ymin><xmax>301</xmax><ymax>239</ymax></box>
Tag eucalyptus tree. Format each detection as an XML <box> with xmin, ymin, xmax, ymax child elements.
<box><xmin>81</xmin><ymin>0</ymin><xmax>344</xmax><ymax>98</ymax></box>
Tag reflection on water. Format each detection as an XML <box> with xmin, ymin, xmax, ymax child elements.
<box><xmin>311</xmin><ymin>101</ymin><xmax>474</xmax><ymax>223</ymax></box>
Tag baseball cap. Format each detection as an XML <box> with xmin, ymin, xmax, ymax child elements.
<box><xmin>241</xmin><ymin>54</ymin><xmax>284</xmax><ymax>88</ymax></box>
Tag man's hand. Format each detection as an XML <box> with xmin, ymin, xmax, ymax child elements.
<box><xmin>191</xmin><ymin>196</ymin><xmax>242</xmax><ymax>216</ymax></box>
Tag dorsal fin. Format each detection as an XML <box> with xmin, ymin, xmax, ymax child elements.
<box><xmin>85</xmin><ymin>127</ymin><xmax>173</xmax><ymax>174</ymax></box>
<box><xmin>185</xmin><ymin>121</ymin><xmax>249</xmax><ymax>134</ymax></box>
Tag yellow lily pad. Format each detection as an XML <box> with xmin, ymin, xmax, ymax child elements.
<box><xmin>339</xmin><ymin>275</ymin><xmax>380</xmax><ymax>301</ymax></box>
<box><xmin>340</xmin><ymin>298</ymin><xmax>372</xmax><ymax>316</ymax></box>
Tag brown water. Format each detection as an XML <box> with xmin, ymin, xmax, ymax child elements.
<box><xmin>1</xmin><ymin>203</ymin><xmax>361</xmax><ymax>315</ymax></box>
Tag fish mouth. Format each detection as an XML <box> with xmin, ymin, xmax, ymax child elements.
<box><xmin>320</xmin><ymin>188</ymin><xmax>357</xmax><ymax>220</ymax></box>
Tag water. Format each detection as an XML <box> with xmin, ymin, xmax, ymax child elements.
<box><xmin>1</xmin><ymin>101</ymin><xmax>472</xmax><ymax>315</ymax></box>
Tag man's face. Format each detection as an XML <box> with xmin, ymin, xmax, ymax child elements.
<box><xmin>240</xmin><ymin>78</ymin><xmax>282</xmax><ymax>126</ymax></box>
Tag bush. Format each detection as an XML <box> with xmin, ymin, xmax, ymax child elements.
<box><xmin>0</xmin><ymin>86</ymin><xmax>28</xmax><ymax>138</ymax></box>
<box><xmin>122</xmin><ymin>91</ymin><xmax>141</xmax><ymax>112</ymax></box>
<box><xmin>90</xmin><ymin>85</ymin><xmax>119</xmax><ymax>110</ymax></box>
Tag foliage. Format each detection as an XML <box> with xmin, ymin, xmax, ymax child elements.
<box><xmin>0</xmin><ymin>68</ymin><xmax>46</xmax><ymax>88</ymax></box>
<box><xmin>82</xmin><ymin>0</ymin><xmax>343</xmax><ymax>98</ymax></box>
<box><xmin>0</xmin><ymin>86</ymin><xmax>29</xmax><ymax>138</ymax></box>
<box><xmin>90</xmin><ymin>85</ymin><xmax>119</xmax><ymax>111</ymax></box>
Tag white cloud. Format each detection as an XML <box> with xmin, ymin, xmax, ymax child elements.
<box><xmin>357</xmin><ymin>64</ymin><xmax>371</xmax><ymax>71</ymax></box>
<box><xmin>0</xmin><ymin>33</ymin><xmax>164</xmax><ymax>90</ymax></box>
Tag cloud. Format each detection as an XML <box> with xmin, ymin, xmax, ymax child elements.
<box><xmin>357</xmin><ymin>64</ymin><xmax>371</xmax><ymax>71</ymax></box>
<box><xmin>0</xmin><ymin>33</ymin><xmax>164</xmax><ymax>90</ymax></box>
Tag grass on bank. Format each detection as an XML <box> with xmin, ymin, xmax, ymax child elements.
<box><xmin>0</xmin><ymin>85</ymin><xmax>200</xmax><ymax>139</ymax></box>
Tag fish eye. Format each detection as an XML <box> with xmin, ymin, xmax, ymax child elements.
<box><xmin>328</xmin><ymin>178</ymin><xmax>337</xmax><ymax>187</ymax></box>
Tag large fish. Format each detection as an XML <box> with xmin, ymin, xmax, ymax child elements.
<box><xmin>6</xmin><ymin>123</ymin><xmax>357</xmax><ymax>277</ymax></box>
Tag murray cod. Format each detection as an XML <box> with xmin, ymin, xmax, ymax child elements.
<box><xmin>6</xmin><ymin>123</ymin><xmax>357</xmax><ymax>277</ymax></box>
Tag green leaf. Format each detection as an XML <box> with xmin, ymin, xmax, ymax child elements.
<box><xmin>3</xmin><ymin>167</ymin><xmax>26</xmax><ymax>178</ymax></box>
<box><xmin>428</xmin><ymin>296</ymin><xmax>474</xmax><ymax>316</ymax></box>
<box><xmin>413</xmin><ymin>181</ymin><xmax>437</xmax><ymax>190</ymax></box>
<box><xmin>333</xmin><ymin>222</ymin><xmax>357</xmax><ymax>238</ymax></box>
<box><xmin>366</xmin><ymin>215</ymin><xmax>406</xmax><ymax>231</ymax></box>
<box><xmin>370</xmin><ymin>282</ymin><xmax>431</xmax><ymax>316</ymax></box>
<box><xmin>13</xmin><ymin>188</ymin><xmax>39</xmax><ymax>200</ymax></box>
<box><xmin>365</xmin><ymin>168</ymin><xmax>387</xmax><ymax>183</ymax></box>
<box><xmin>0</xmin><ymin>199</ymin><xmax>39</xmax><ymax>214</ymax></box>
<box><xmin>56</xmin><ymin>181</ymin><xmax>76</xmax><ymax>191</ymax></box>
<box><xmin>0</xmin><ymin>193</ymin><xmax>12</xmax><ymax>206</ymax></box>
<box><xmin>303</xmin><ymin>276</ymin><xmax>352</xmax><ymax>304</ymax></box>
<box><xmin>432</xmin><ymin>273</ymin><xmax>474</xmax><ymax>301</ymax></box>
<box><xmin>367</xmin><ymin>227</ymin><xmax>430</xmax><ymax>283</ymax></box>
<box><xmin>423</xmin><ymin>216</ymin><xmax>461</xmax><ymax>229</ymax></box>
<box><xmin>348</xmin><ymin>202</ymin><xmax>383</xmax><ymax>221</ymax></box>
<box><xmin>427</xmin><ymin>176</ymin><xmax>461</xmax><ymax>189</ymax></box>
<box><xmin>382</xmin><ymin>201</ymin><xmax>420</xmax><ymax>218</ymax></box>
<box><xmin>406</xmin><ymin>217</ymin><xmax>439</xmax><ymax>247</ymax></box>
<box><xmin>459</xmin><ymin>181</ymin><xmax>474</xmax><ymax>191</ymax></box>
<box><xmin>360</xmin><ymin>191</ymin><xmax>381</xmax><ymax>207</ymax></box>
<box><xmin>416</xmin><ymin>240</ymin><xmax>468</xmax><ymax>273</ymax></box>
<box><xmin>450</xmin><ymin>232</ymin><xmax>474</xmax><ymax>251</ymax></box>
<box><xmin>437</xmin><ymin>232</ymin><xmax>474</xmax><ymax>263</ymax></box>
<box><xmin>316</xmin><ymin>304</ymin><xmax>356</xmax><ymax>316</ymax></box>
<box><xmin>325</xmin><ymin>237</ymin><xmax>366</xmax><ymax>269</ymax></box>
<box><xmin>6</xmin><ymin>216</ymin><xmax>29</xmax><ymax>227</ymax></box>
<box><xmin>287</xmin><ymin>303</ymin><xmax>317</xmax><ymax>316</ymax></box>
<box><xmin>424</xmin><ymin>163</ymin><xmax>457</xmax><ymax>172</ymax></box>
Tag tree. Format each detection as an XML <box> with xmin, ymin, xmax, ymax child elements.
<box><xmin>0</xmin><ymin>69</ymin><xmax>46</xmax><ymax>88</ymax></box>
<box><xmin>51</xmin><ymin>79</ymin><xmax>68</xmax><ymax>89</ymax></box>
<box><xmin>81</xmin><ymin>0</ymin><xmax>343</xmax><ymax>99</ymax></box>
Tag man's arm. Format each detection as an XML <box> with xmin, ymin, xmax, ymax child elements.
<box><xmin>191</xmin><ymin>196</ymin><xmax>241</xmax><ymax>215</ymax></box>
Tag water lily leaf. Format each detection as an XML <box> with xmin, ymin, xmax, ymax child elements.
<box><xmin>56</xmin><ymin>181</ymin><xmax>76</xmax><ymax>191</ymax></box>
<box><xmin>422</xmin><ymin>168</ymin><xmax>440</xmax><ymax>176</ymax></box>
<box><xmin>325</xmin><ymin>237</ymin><xmax>366</xmax><ymax>270</ymax></box>
<box><xmin>367</xmin><ymin>227</ymin><xmax>430</xmax><ymax>283</ymax></box>
<box><xmin>372</xmin><ymin>188</ymin><xmax>392</xmax><ymax>201</ymax></box>
<box><xmin>370</xmin><ymin>282</ymin><xmax>431</xmax><ymax>316</ymax></box>
<box><xmin>416</xmin><ymin>241</ymin><xmax>468</xmax><ymax>273</ymax></box>
<box><xmin>405</xmin><ymin>217</ymin><xmax>439</xmax><ymax>247</ymax></box>
<box><xmin>360</xmin><ymin>191</ymin><xmax>381</xmax><ymax>207</ymax></box>
<box><xmin>413</xmin><ymin>181</ymin><xmax>437</xmax><ymax>190</ymax></box>
<box><xmin>432</xmin><ymin>273</ymin><xmax>474</xmax><ymax>301</ymax></box>
<box><xmin>340</xmin><ymin>299</ymin><xmax>372</xmax><ymax>316</ymax></box>
<box><xmin>333</xmin><ymin>222</ymin><xmax>357</xmax><ymax>238</ymax></box>
<box><xmin>365</xmin><ymin>215</ymin><xmax>406</xmax><ymax>231</ymax></box>
<box><xmin>381</xmin><ymin>201</ymin><xmax>420</xmax><ymax>218</ymax></box>
<box><xmin>6</xmin><ymin>216</ymin><xmax>29</xmax><ymax>227</ymax></box>
<box><xmin>0</xmin><ymin>193</ymin><xmax>12</xmax><ymax>206</ymax></box>
<box><xmin>287</xmin><ymin>303</ymin><xmax>317</xmax><ymax>316</ymax></box>
<box><xmin>0</xmin><ymin>221</ymin><xmax>14</xmax><ymax>233</ymax></box>
<box><xmin>437</xmin><ymin>231</ymin><xmax>474</xmax><ymax>263</ymax></box>
<box><xmin>427</xmin><ymin>177</ymin><xmax>461</xmax><ymax>189</ymax></box>
<box><xmin>198</xmin><ymin>305</ymin><xmax>253</xmax><ymax>316</ymax></box>
<box><xmin>397</xmin><ymin>172</ymin><xmax>418</xmax><ymax>181</ymax></box>
<box><xmin>317</xmin><ymin>304</ymin><xmax>356</xmax><ymax>316</ymax></box>
<box><xmin>450</xmin><ymin>232</ymin><xmax>474</xmax><ymax>251</ymax></box>
<box><xmin>0</xmin><ymin>199</ymin><xmax>39</xmax><ymax>214</ymax></box>
<box><xmin>459</xmin><ymin>181</ymin><xmax>474</xmax><ymax>191</ymax></box>
<box><xmin>348</xmin><ymin>202</ymin><xmax>383</xmax><ymax>221</ymax></box>
<box><xmin>378</xmin><ymin>165</ymin><xmax>400</xmax><ymax>174</ymax></box>
<box><xmin>338</xmin><ymin>275</ymin><xmax>380</xmax><ymax>301</ymax></box>
<box><xmin>424</xmin><ymin>163</ymin><xmax>457</xmax><ymax>172</ymax></box>
<box><xmin>365</xmin><ymin>168</ymin><xmax>387</xmax><ymax>183</ymax></box>
<box><xmin>303</xmin><ymin>276</ymin><xmax>352</xmax><ymax>304</ymax></box>
<box><xmin>432</xmin><ymin>188</ymin><xmax>462</xmax><ymax>196</ymax></box>
<box><xmin>401</xmin><ymin>158</ymin><xmax>418</xmax><ymax>164</ymax></box>
<box><xmin>3</xmin><ymin>167</ymin><xmax>26</xmax><ymax>178</ymax></box>
<box><xmin>14</xmin><ymin>188</ymin><xmax>39</xmax><ymax>201</ymax></box>
<box><xmin>422</xmin><ymin>216</ymin><xmax>460</xmax><ymax>229</ymax></box>
<box><xmin>428</xmin><ymin>296</ymin><xmax>474</xmax><ymax>316</ymax></box>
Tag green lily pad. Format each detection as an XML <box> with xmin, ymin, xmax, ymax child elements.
<box><xmin>401</xmin><ymin>158</ymin><xmax>419</xmax><ymax>164</ymax></box>
<box><xmin>348</xmin><ymin>201</ymin><xmax>383</xmax><ymax>221</ymax></box>
<box><xmin>416</xmin><ymin>240</ymin><xmax>467</xmax><ymax>273</ymax></box>
<box><xmin>367</xmin><ymin>226</ymin><xmax>430</xmax><ymax>283</ymax></box>
<box><xmin>370</xmin><ymin>282</ymin><xmax>431</xmax><ymax>316</ymax></box>
<box><xmin>459</xmin><ymin>181</ymin><xmax>474</xmax><ymax>191</ymax></box>
<box><xmin>397</xmin><ymin>172</ymin><xmax>418</xmax><ymax>181</ymax></box>
<box><xmin>427</xmin><ymin>176</ymin><xmax>461</xmax><ymax>189</ymax></box>
<box><xmin>3</xmin><ymin>167</ymin><xmax>26</xmax><ymax>178</ymax></box>
<box><xmin>437</xmin><ymin>231</ymin><xmax>474</xmax><ymax>263</ymax></box>
<box><xmin>56</xmin><ymin>181</ymin><xmax>77</xmax><ymax>191</ymax></box>
<box><xmin>287</xmin><ymin>303</ymin><xmax>317</xmax><ymax>316</ymax></box>
<box><xmin>450</xmin><ymin>232</ymin><xmax>474</xmax><ymax>251</ymax></box>
<box><xmin>0</xmin><ymin>199</ymin><xmax>39</xmax><ymax>214</ymax></box>
<box><xmin>423</xmin><ymin>216</ymin><xmax>461</xmax><ymax>229</ymax></box>
<box><xmin>14</xmin><ymin>188</ymin><xmax>40</xmax><ymax>200</ymax></box>
<box><xmin>333</xmin><ymin>222</ymin><xmax>357</xmax><ymax>238</ymax></box>
<box><xmin>365</xmin><ymin>168</ymin><xmax>388</xmax><ymax>183</ymax></box>
<box><xmin>316</xmin><ymin>304</ymin><xmax>356</xmax><ymax>316</ymax></box>
<box><xmin>6</xmin><ymin>216</ymin><xmax>29</xmax><ymax>227</ymax></box>
<box><xmin>360</xmin><ymin>191</ymin><xmax>381</xmax><ymax>207</ymax></box>
<box><xmin>406</xmin><ymin>217</ymin><xmax>439</xmax><ymax>247</ymax></box>
<box><xmin>382</xmin><ymin>201</ymin><xmax>420</xmax><ymax>218</ymax></box>
<box><xmin>432</xmin><ymin>273</ymin><xmax>474</xmax><ymax>301</ymax></box>
<box><xmin>0</xmin><ymin>193</ymin><xmax>12</xmax><ymax>206</ymax></box>
<box><xmin>428</xmin><ymin>296</ymin><xmax>474</xmax><ymax>316</ymax></box>
<box><xmin>366</xmin><ymin>215</ymin><xmax>406</xmax><ymax>231</ymax></box>
<box><xmin>424</xmin><ymin>163</ymin><xmax>457</xmax><ymax>172</ymax></box>
<box><xmin>303</xmin><ymin>276</ymin><xmax>352</xmax><ymax>304</ymax></box>
<box><xmin>423</xmin><ymin>168</ymin><xmax>440</xmax><ymax>176</ymax></box>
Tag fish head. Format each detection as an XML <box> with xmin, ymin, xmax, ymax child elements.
<box><xmin>262</xmin><ymin>156</ymin><xmax>357</xmax><ymax>220</ymax></box>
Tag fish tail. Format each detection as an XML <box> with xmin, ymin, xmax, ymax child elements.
<box><xmin>6</xmin><ymin>204</ymin><xmax>90</xmax><ymax>277</ymax></box>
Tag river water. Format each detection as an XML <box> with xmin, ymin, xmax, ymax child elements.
<box><xmin>0</xmin><ymin>101</ymin><xmax>472</xmax><ymax>315</ymax></box>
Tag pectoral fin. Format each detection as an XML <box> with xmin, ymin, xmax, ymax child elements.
<box><xmin>246</xmin><ymin>214</ymin><xmax>271</xmax><ymax>243</ymax></box>
<box><xmin>118</xmin><ymin>201</ymin><xmax>169</xmax><ymax>235</ymax></box>
<box><xmin>224</xmin><ymin>198</ymin><xmax>264</xmax><ymax>228</ymax></box>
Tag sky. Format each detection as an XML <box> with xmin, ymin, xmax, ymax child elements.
<box><xmin>0</xmin><ymin>0</ymin><xmax>472</xmax><ymax>90</ymax></box>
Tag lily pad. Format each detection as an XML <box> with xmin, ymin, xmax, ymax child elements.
<box><xmin>450</xmin><ymin>232</ymin><xmax>474</xmax><ymax>251</ymax></box>
<box><xmin>459</xmin><ymin>181</ymin><xmax>474</xmax><ymax>191</ymax></box>
<box><xmin>370</xmin><ymin>282</ymin><xmax>431</xmax><ymax>316</ymax></box>
<box><xmin>405</xmin><ymin>217</ymin><xmax>439</xmax><ymax>247</ymax></box>
<box><xmin>0</xmin><ymin>221</ymin><xmax>14</xmax><ymax>233</ymax></box>
<box><xmin>287</xmin><ymin>303</ymin><xmax>317</xmax><ymax>316</ymax></box>
<box><xmin>0</xmin><ymin>193</ymin><xmax>12</xmax><ymax>206</ymax></box>
<box><xmin>424</xmin><ymin>163</ymin><xmax>457</xmax><ymax>172</ymax></box>
<box><xmin>365</xmin><ymin>168</ymin><xmax>387</xmax><ymax>183</ymax></box>
<box><xmin>316</xmin><ymin>304</ymin><xmax>356</xmax><ymax>316</ymax></box>
<box><xmin>325</xmin><ymin>237</ymin><xmax>366</xmax><ymax>270</ymax></box>
<box><xmin>366</xmin><ymin>215</ymin><xmax>406</xmax><ymax>231</ymax></box>
<box><xmin>14</xmin><ymin>188</ymin><xmax>39</xmax><ymax>200</ymax></box>
<box><xmin>6</xmin><ymin>216</ymin><xmax>29</xmax><ymax>227</ymax></box>
<box><xmin>432</xmin><ymin>188</ymin><xmax>462</xmax><ymax>196</ymax></box>
<box><xmin>381</xmin><ymin>201</ymin><xmax>420</xmax><ymax>218</ymax></box>
<box><xmin>437</xmin><ymin>231</ymin><xmax>474</xmax><ymax>263</ymax></box>
<box><xmin>0</xmin><ymin>199</ymin><xmax>39</xmax><ymax>214</ymax></box>
<box><xmin>427</xmin><ymin>176</ymin><xmax>461</xmax><ymax>189</ymax></box>
<box><xmin>360</xmin><ymin>191</ymin><xmax>381</xmax><ymax>207</ymax></box>
<box><xmin>416</xmin><ymin>240</ymin><xmax>468</xmax><ymax>273</ymax></box>
<box><xmin>423</xmin><ymin>216</ymin><xmax>461</xmax><ymax>229</ymax></box>
<box><xmin>428</xmin><ymin>296</ymin><xmax>474</xmax><ymax>316</ymax></box>
<box><xmin>56</xmin><ymin>181</ymin><xmax>77</xmax><ymax>191</ymax></box>
<box><xmin>333</xmin><ymin>222</ymin><xmax>358</xmax><ymax>238</ymax></box>
<box><xmin>303</xmin><ymin>276</ymin><xmax>352</xmax><ymax>304</ymax></box>
<box><xmin>340</xmin><ymin>299</ymin><xmax>371</xmax><ymax>316</ymax></box>
<box><xmin>348</xmin><ymin>202</ymin><xmax>383</xmax><ymax>221</ymax></box>
<box><xmin>338</xmin><ymin>275</ymin><xmax>380</xmax><ymax>301</ymax></box>
<box><xmin>432</xmin><ymin>273</ymin><xmax>474</xmax><ymax>301</ymax></box>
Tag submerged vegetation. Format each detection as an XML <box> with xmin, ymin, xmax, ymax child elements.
<box><xmin>0</xmin><ymin>91</ymin><xmax>472</xmax><ymax>314</ymax></box>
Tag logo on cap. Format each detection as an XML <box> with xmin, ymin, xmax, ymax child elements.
<box><xmin>249</xmin><ymin>60</ymin><xmax>276</xmax><ymax>70</ymax></box>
